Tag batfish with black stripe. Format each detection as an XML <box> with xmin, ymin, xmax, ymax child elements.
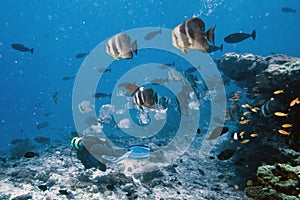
<box><xmin>172</xmin><ymin>17</ymin><xmax>216</xmax><ymax>54</ymax></box>
<box><xmin>106</xmin><ymin>33</ymin><xmax>138</xmax><ymax>60</ymax></box>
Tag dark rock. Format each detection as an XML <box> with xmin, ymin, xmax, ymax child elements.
<box><xmin>34</xmin><ymin>170</ymin><xmax>50</xmax><ymax>182</ymax></box>
<box><xmin>77</xmin><ymin>174</ymin><xmax>91</xmax><ymax>182</ymax></box>
<box><xmin>0</xmin><ymin>194</ymin><xmax>11</xmax><ymax>199</ymax></box>
<box><xmin>217</xmin><ymin>149</ymin><xmax>235</xmax><ymax>161</ymax></box>
<box><xmin>58</xmin><ymin>189</ymin><xmax>70</xmax><ymax>195</ymax></box>
<box><xmin>217</xmin><ymin>53</ymin><xmax>268</xmax><ymax>81</ymax></box>
<box><xmin>122</xmin><ymin>183</ymin><xmax>136</xmax><ymax>193</ymax></box>
<box><xmin>106</xmin><ymin>184</ymin><xmax>114</xmax><ymax>190</ymax></box>
<box><xmin>95</xmin><ymin>172</ymin><xmax>133</xmax><ymax>192</ymax></box>
<box><xmin>218</xmin><ymin>175</ymin><xmax>225</xmax><ymax>180</ymax></box>
<box><xmin>141</xmin><ymin>169</ymin><xmax>164</xmax><ymax>184</ymax></box>
<box><xmin>9</xmin><ymin>170</ymin><xmax>35</xmax><ymax>183</ymax></box>
<box><xmin>164</xmin><ymin>165</ymin><xmax>177</xmax><ymax>174</ymax></box>
<box><xmin>198</xmin><ymin>168</ymin><xmax>205</xmax><ymax>176</ymax></box>
<box><xmin>11</xmin><ymin>193</ymin><xmax>32</xmax><ymax>200</ymax></box>
<box><xmin>46</xmin><ymin>178</ymin><xmax>57</xmax><ymax>188</ymax></box>
<box><xmin>37</xmin><ymin>184</ymin><xmax>47</xmax><ymax>191</ymax></box>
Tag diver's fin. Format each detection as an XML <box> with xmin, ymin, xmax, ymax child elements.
<box><xmin>30</xmin><ymin>48</ymin><xmax>34</xmax><ymax>54</ymax></box>
<box><xmin>126</xmin><ymin>145</ymin><xmax>150</xmax><ymax>159</ymax></box>
<box><xmin>206</xmin><ymin>25</ymin><xmax>216</xmax><ymax>45</ymax></box>
<box><xmin>101</xmin><ymin>150</ymin><xmax>132</xmax><ymax>163</ymax></box>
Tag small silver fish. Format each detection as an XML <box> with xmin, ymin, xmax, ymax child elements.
<box><xmin>207</xmin><ymin>44</ymin><xmax>223</xmax><ymax>53</ymax></box>
<box><xmin>36</xmin><ymin>121</ymin><xmax>49</xmax><ymax>130</ymax></box>
<box><xmin>62</xmin><ymin>76</ymin><xmax>74</xmax><ymax>81</ymax></box>
<box><xmin>144</xmin><ymin>29</ymin><xmax>162</xmax><ymax>40</ymax></box>
<box><xmin>52</xmin><ymin>92</ymin><xmax>61</xmax><ymax>104</ymax></box>
<box><xmin>98</xmin><ymin>68</ymin><xmax>111</xmax><ymax>73</ymax></box>
<box><xmin>11</xmin><ymin>43</ymin><xmax>34</xmax><ymax>54</ymax></box>
<box><xmin>92</xmin><ymin>92</ymin><xmax>111</xmax><ymax>99</ymax></box>
<box><xmin>75</xmin><ymin>52</ymin><xmax>89</xmax><ymax>58</ymax></box>
<box><xmin>158</xmin><ymin>62</ymin><xmax>175</xmax><ymax>70</ymax></box>
<box><xmin>151</xmin><ymin>78</ymin><xmax>169</xmax><ymax>85</ymax></box>
<box><xmin>281</xmin><ymin>7</ymin><xmax>296</xmax><ymax>13</ymax></box>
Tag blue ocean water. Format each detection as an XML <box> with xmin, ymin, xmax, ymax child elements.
<box><xmin>0</xmin><ymin>0</ymin><xmax>299</xmax><ymax>154</ymax></box>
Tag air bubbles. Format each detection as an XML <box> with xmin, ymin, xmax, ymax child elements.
<box><xmin>48</xmin><ymin>14</ymin><xmax>53</xmax><ymax>21</ymax></box>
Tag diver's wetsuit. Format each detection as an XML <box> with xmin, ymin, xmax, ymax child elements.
<box><xmin>75</xmin><ymin>134</ymin><xmax>110</xmax><ymax>172</ymax></box>
<box><xmin>74</xmin><ymin>134</ymin><xmax>127</xmax><ymax>171</ymax></box>
<box><xmin>76</xmin><ymin>145</ymin><xmax>107</xmax><ymax>171</ymax></box>
<box><xmin>73</xmin><ymin>134</ymin><xmax>150</xmax><ymax>171</ymax></box>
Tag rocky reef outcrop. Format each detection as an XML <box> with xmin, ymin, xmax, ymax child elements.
<box><xmin>217</xmin><ymin>53</ymin><xmax>300</xmax><ymax>149</ymax></box>
<box><xmin>217</xmin><ymin>53</ymin><xmax>300</xmax><ymax>199</ymax></box>
<box><xmin>245</xmin><ymin>162</ymin><xmax>300</xmax><ymax>199</ymax></box>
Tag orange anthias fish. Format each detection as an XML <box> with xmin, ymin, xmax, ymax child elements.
<box><xmin>281</xmin><ymin>124</ymin><xmax>293</xmax><ymax>128</ymax></box>
<box><xmin>250</xmin><ymin>133</ymin><xmax>258</xmax><ymax>138</ymax></box>
<box><xmin>251</xmin><ymin>107</ymin><xmax>260</xmax><ymax>112</ymax></box>
<box><xmin>239</xmin><ymin>131</ymin><xmax>245</xmax><ymax>137</ymax></box>
<box><xmin>274</xmin><ymin>112</ymin><xmax>288</xmax><ymax>117</ymax></box>
<box><xmin>278</xmin><ymin>129</ymin><xmax>290</xmax><ymax>136</ymax></box>
<box><xmin>241</xmin><ymin>104</ymin><xmax>252</xmax><ymax>109</ymax></box>
<box><xmin>241</xmin><ymin>139</ymin><xmax>250</xmax><ymax>144</ymax></box>
<box><xmin>290</xmin><ymin>97</ymin><xmax>300</xmax><ymax>107</ymax></box>
<box><xmin>243</xmin><ymin>111</ymin><xmax>251</xmax><ymax>115</ymax></box>
<box><xmin>239</xmin><ymin>119</ymin><xmax>250</xmax><ymax>124</ymax></box>
<box><xmin>273</xmin><ymin>89</ymin><xmax>284</xmax><ymax>95</ymax></box>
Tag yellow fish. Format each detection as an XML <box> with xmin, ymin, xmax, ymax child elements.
<box><xmin>241</xmin><ymin>139</ymin><xmax>250</xmax><ymax>144</ymax></box>
<box><xmin>250</xmin><ymin>133</ymin><xmax>258</xmax><ymax>138</ymax></box>
<box><xmin>290</xmin><ymin>97</ymin><xmax>300</xmax><ymax>107</ymax></box>
<box><xmin>273</xmin><ymin>89</ymin><xmax>284</xmax><ymax>94</ymax></box>
<box><xmin>241</xmin><ymin>104</ymin><xmax>252</xmax><ymax>109</ymax></box>
<box><xmin>281</xmin><ymin>124</ymin><xmax>293</xmax><ymax>128</ymax></box>
<box><xmin>274</xmin><ymin>112</ymin><xmax>288</xmax><ymax>117</ymax></box>
<box><xmin>278</xmin><ymin>129</ymin><xmax>290</xmax><ymax>136</ymax></box>
<box><xmin>239</xmin><ymin>131</ymin><xmax>245</xmax><ymax>137</ymax></box>
<box><xmin>239</xmin><ymin>119</ymin><xmax>250</xmax><ymax>124</ymax></box>
<box><xmin>243</xmin><ymin>111</ymin><xmax>251</xmax><ymax>115</ymax></box>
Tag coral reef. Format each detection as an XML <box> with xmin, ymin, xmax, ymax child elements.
<box><xmin>245</xmin><ymin>163</ymin><xmax>300</xmax><ymax>199</ymax></box>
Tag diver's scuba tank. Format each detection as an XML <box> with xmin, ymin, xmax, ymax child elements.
<box><xmin>71</xmin><ymin>137</ymin><xmax>84</xmax><ymax>150</ymax></box>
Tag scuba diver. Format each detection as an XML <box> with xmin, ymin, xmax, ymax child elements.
<box><xmin>71</xmin><ymin>134</ymin><xmax>150</xmax><ymax>171</ymax></box>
